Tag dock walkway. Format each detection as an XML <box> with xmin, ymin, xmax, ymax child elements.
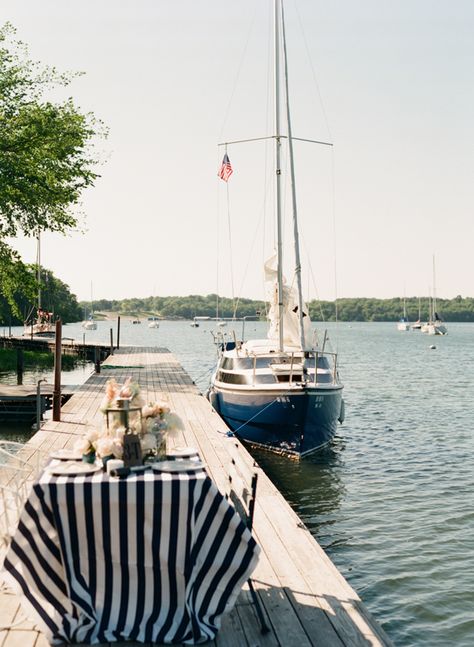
<box><xmin>0</xmin><ymin>347</ymin><xmax>393</xmax><ymax>646</ymax></box>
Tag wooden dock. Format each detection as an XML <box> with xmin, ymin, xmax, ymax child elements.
<box><xmin>0</xmin><ymin>347</ymin><xmax>393</xmax><ymax>646</ymax></box>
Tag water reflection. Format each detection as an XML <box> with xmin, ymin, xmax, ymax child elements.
<box><xmin>250</xmin><ymin>435</ymin><xmax>347</xmax><ymax>550</ymax></box>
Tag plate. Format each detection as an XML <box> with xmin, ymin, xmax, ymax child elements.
<box><xmin>49</xmin><ymin>448</ymin><xmax>83</xmax><ymax>461</ymax></box>
<box><xmin>166</xmin><ymin>447</ymin><xmax>199</xmax><ymax>459</ymax></box>
<box><xmin>46</xmin><ymin>461</ymin><xmax>102</xmax><ymax>476</ymax></box>
<box><xmin>150</xmin><ymin>459</ymin><xmax>205</xmax><ymax>473</ymax></box>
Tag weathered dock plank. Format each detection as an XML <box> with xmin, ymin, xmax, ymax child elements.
<box><xmin>0</xmin><ymin>347</ymin><xmax>393</xmax><ymax>646</ymax></box>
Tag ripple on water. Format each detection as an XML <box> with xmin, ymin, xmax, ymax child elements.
<box><xmin>2</xmin><ymin>321</ymin><xmax>473</xmax><ymax>646</ymax></box>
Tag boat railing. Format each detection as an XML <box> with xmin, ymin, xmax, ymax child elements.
<box><xmin>248</xmin><ymin>350</ymin><xmax>339</xmax><ymax>387</ymax></box>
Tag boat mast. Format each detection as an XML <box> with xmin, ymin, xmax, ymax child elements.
<box><xmin>274</xmin><ymin>0</ymin><xmax>285</xmax><ymax>352</ymax></box>
<box><xmin>432</xmin><ymin>255</ymin><xmax>437</xmax><ymax>319</ymax></box>
<box><xmin>280</xmin><ymin>0</ymin><xmax>306</xmax><ymax>350</ymax></box>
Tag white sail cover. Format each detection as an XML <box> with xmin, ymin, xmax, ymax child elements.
<box><xmin>264</xmin><ymin>254</ymin><xmax>313</xmax><ymax>350</ymax></box>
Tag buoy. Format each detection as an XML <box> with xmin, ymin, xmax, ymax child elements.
<box><xmin>429</xmin><ymin>345</ymin><xmax>436</xmax><ymax>350</ymax></box>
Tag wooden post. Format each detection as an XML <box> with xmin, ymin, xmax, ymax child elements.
<box><xmin>53</xmin><ymin>319</ymin><xmax>62</xmax><ymax>421</ymax></box>
<box><xmin>117</xmin><ymin>316</ymin><xmax>121</xmax><ymax>349</ymax></box>
<box><xmin>36</xmin><ymin>379</ymin><xmax>46</xmax><ymax>430</ymax></box>
<box><xmin>110</xmin><ymin>328</ymin><xmax>114</xmax><ymax>355</ymax></box>
<box><xmin>94</xmin><ymin>346</ymin><xmax>101</xmax><ymax>373</ymax></box>
<box><xmin>16</xmin><ymin>348</ymin><xmax>24</xmax><ymax>385</ymax></box>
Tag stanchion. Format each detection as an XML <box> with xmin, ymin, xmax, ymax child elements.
<box><xmin>53</xmin><ymin>319</ymin><xmax>62</xmax><ymax>421</ymax></box>
<box><xmin>117</xmin><ymin>316</ymin><xmax>121</xmax><ymax>350</ymax></box>
<box><xmin>110</xmin><ymin>328</ymin><xmax>114</xmax><ymax>355</ymax></box>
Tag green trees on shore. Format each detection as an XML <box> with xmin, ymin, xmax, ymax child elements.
<box><xmin>0</xmin><ymin>265</ymin><xmax>82</xmax><ymax>325</ymax></box>
<box><xmin>76</xmin><ymin>294</ymin><xmax>474</xmax><ymax>323</ymax></box>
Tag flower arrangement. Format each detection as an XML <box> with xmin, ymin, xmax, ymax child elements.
<box><xmin>75</xmin><ymin>378</ymin><xmax>183</xmax><ymax>464</ymax></box>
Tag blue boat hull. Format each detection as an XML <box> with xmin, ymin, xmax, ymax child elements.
<box><xmin>211</xmin><ymin>387</ymin><xmax>343</xmax><ymax>457</ymax></box>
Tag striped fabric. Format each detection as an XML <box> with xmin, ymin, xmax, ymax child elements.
<box><xmin>3</xmin><ymin>469</ymin><xmax>260</xmax><ymax>644</ymax></box>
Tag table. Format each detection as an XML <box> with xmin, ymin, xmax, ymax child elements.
<box><xmin>2</xmin><ymin>465</ymin><xmax>260</xmax><ymax>644</ymax></box>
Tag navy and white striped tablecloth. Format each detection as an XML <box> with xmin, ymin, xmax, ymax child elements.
<box><xmin>3</xmin><ymin>467</ymin><xmax>260</xmax><ymax>644</ymax></box>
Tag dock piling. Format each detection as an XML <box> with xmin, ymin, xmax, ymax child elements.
<box><xmin>110</xmin><ymin>328</ymin><xmax>114</xmax><ymax>355</ymax></box>
<box><xmin>94</xmin><ymin>346</ymin><xmax>101</xmax><ymax>373</ymax></box>
<box><xmin>52</xmin><ymin>319</ymin><xmax>62</xmax><ymax>421</ymax></box>
<box><xmin>16</xmin><ymin>348</ymin><xmax>24</xmax><ymax>385</ymax></box>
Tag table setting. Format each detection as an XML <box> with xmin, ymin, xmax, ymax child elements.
<box><xmin>1</xmin><ymin>378</ymin><xmax>260</xmax><ymax>644</ymax></box>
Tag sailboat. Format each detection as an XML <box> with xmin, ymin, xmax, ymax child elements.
<box><xmin>82</xmin><ymin>282</ymin><xmax>97</xmax><ymax>330</ymax></box>
<box><xmin>148</xmin><ymin>317</ymin><xmax>160</xmax><ymax>329</ymax></box>
<box><xmin>421</xmin><ymin>257</ymin><xmax>447</xmax><ymax>335</ymax></box>
<box><xmin>411</xmin><ymin>297</ymin><xmax>422</xmax><ymax>330</ymax></box>
<box><xmin>207</xmin><ymin>0</ymin><xmax>344</xmax><ymax>459</ymax></box>
<box><xmin>23</xmin><ymin>234</ymin><xmax>54</xmax><ymax>337</ymax></box>
<box><xmin>397</xmin><ymin>296</ymin><xmax>410</xmax><ymax>331</ymax></box>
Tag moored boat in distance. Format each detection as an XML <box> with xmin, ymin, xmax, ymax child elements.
<box><xmin>148</xmin><ymin>317</ymin><xmax>160</xmax><ymax>329</ymax></box>
<box><xmin>207</xmin><ymin>0</ymin><xmax>344</xmax><ymax>459</ymax></box>
<box><xmin>23</xmin><ymin>234</ymin><xmax>55</xmax><ymax>337</ymax></box>
<box><xmin>82</xmin><ymin>318</ymin><xmax>97</xmax><ymax>331</ymax></box>
<box><xmin>397</xmin><ymin>319</ymin><xmax>410</xmax><ymax>331</ymax></box>
<box><xmin>397</xmin><ymin>296</ymin><xmax>410</xmax><ymax>331</ymax></box>
<box><xmin>82</xmin><ymin>282</ymin><xmax>97</xmax><ymax>330</ymax></box>
<box><xmin>421</xmin><ymin>257</ymin><xmax>447</xmax><ymax>335</ymax></box>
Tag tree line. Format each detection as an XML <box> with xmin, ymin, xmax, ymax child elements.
<box><xmin>81</xmin><ymin>294</ymin><xmax>474</xmax><ymax>323</ymax></box>
<box><xmin>4</xmin><ymin>285</ymin><xmax>474</xmax><ymax>326</ymax></box>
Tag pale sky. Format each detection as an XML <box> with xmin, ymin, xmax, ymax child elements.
<box><xmin>4</xmin><ymin>1</ymin><xmax>474</xmax><ymax>302</ymax></box>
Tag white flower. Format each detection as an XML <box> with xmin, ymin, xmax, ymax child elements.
<box><xmin>115</xmin><ymin>426</ymin><xmax>126</xmax><ymax>441</ymax></box>
<box><xmin>95</xmin><ymin>436</ymin><xmax>116</xmax><ymax>458</ymax></box>
<box><xmin>142</xmin><ymin>404</ymin><xmax>156</xmax><ymax>418</ymax></box>
<box><xmin>85</xmin><ymin>428</ymin><xmax>99</xmax><ymax>443</ymax></box>
<box><xmin>112</xmin><ymin>440</ymin><xmax>123</xmax><ymax>458</ymax></box>
<box><xmin>74</xmin><ymin>437</ymin><xmax>93</xmax><ymax>455</ymax></box>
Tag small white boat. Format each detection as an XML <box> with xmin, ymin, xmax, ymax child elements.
<box><xmin>82</xmin><ymin>282</ymin><xmax>97</xmax><ymax>330</ymax></box>
<box><xmin>421</xmin><ymin>257</ymin><xmax>447</xmax><ymax>336</ymax></box>
<box><xmin>397</xmin><ymin>296</ymin><xmax>409</xmax><ymax>331</ymax></box>
<box><xmin>83</xmin><ymin>319</ymin><xmax>97</xmax><ymax>331</ymax></box>
<box><xmin>148</xmin><ymin>320</ymin><xmax>159</xmax><ymax>329</ymax></box>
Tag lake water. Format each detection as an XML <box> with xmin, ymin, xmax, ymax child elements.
<box><xmin>1</xmin><ymin>319</ymin><xmax>473</xmax><ymax>646</ymax></box>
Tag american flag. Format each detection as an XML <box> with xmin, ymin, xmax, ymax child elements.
<box><xmin>218</xmin><ymin>153</ymin><xmax>233</xmax><ymax>182</ymax></box>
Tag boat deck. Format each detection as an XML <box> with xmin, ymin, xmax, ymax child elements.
<box><xmin>0</xmin><ymin>346</ymin><xmax>393</xmax><ymax>646</ymax></box>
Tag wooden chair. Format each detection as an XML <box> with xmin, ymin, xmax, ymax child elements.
<box><xmin>225</xmin><ymin>440</ymin><xmax>270</xmax><ymax>634</ymax></box>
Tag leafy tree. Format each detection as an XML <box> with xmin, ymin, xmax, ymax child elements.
<box><xmin>0</xmin><ymin>264</ymin><xmax>82</xmax><ymax>324</ymax></box>
<box><xmin>0</xmin><ymin>23</ymin><xmax>104</xmax><ymax>312</ymax></box>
